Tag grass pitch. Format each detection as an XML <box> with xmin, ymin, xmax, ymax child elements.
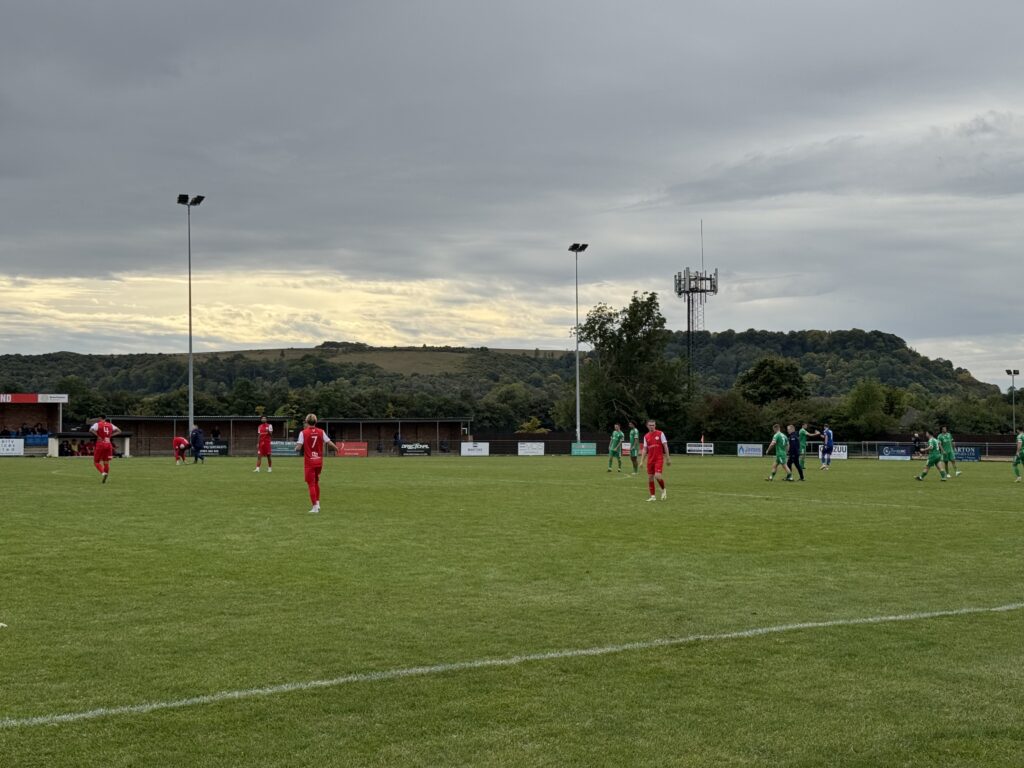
<box><xmin>1</xmin><ymin>455</ymin><xmax>1022</xmax><ymax>767</ymax></box>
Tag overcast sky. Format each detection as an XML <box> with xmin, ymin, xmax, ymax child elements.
<box><xmin>1</xmin><ymin>1</ymin><xmax>1022</xmax><ymax>387</ymax></box>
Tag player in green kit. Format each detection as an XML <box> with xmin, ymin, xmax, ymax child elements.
<box><xmin>938</xmin><ymin>426</ymin><xmax>961</xmax><ymax>477</ymax></box>
<box><xmin>799</xmin><ymin>422</ymin><xmax>820</xmax><ymax>473</ymax></box>
<box><xmin>765</xmin><ymin>423</ymin><xmax>788</xmax><ymax>481</ymax></box>
<box><xmin>1012</xmin><ymin>427</ymin><xmax>1023</xmax><ymax>482</ymax></box>
<box><xmin>628</xmin><ymin>420</ymin><xmax>640</xmax><ymax>475</ymax></box>
<box><xmin>916</xmin><ymin>430</ymin><xmax>947</xmax><ymax>481</ymax></box>
<box><xmin>607</xmin><ymin>423</ymin><xmax>624</xmax><ymax>472</ymax></box>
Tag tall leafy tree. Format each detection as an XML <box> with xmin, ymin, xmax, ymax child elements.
<box><xmin>734</xmin><ymin>356</ymin><xmax>809</xmax><ymax>405</ymax></box>
<box><xmin>576</xmin><ymin>292</ymin><xmax>684</xmax><ymax>430</ymax></box>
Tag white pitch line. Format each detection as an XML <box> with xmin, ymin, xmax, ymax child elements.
<box><xmin>2</xmin><ymin>601</ymin><xmax>1022</xmax><ymax>729</ymax></box>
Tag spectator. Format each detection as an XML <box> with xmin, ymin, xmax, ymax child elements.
<box><xmin>211</xmin><ymin>426</ymin><xmax>221</xmax><ymax>441</ymax></box>
<box><xmin>0</xmin><ymin>424</ymin><xmax>9</xmax><ymax>437</ymax></box>
<box><xmin>33</xmin><ymin>422</ymin><xmax>46</xmax><ymax>435</ymax></box>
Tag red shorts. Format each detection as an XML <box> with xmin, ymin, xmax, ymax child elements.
<box><xmin>258</xmin><ymin>442</ymin><xmax>272</xmax><ymax>457</ymax></box>
<box><xmin>94</xmin><ymin>443</ymin><xmax>114</xmax><ymax>462</ymax></box>
<box><xmin>647</xmin><ymin>456</ymin><xmax>664</xmax><ymax>475</ymax></box>
<box><xmin>304</xmin><ymin>464</ymin><xmax>322</xmax><ymax>485</ymax></box>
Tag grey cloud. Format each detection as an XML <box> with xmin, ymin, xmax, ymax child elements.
<box><xmin>2</xmin><ymin>1</ymin><xmax>1024</xmax><ymax>385</ymax></box>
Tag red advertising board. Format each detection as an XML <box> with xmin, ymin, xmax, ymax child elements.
<box><xmin>338</xmin><ymin>441</ymin><xmax>368</xmax><ymax>457</ymax></box>
<box><xmin>0</xmin><ymin>393</ymin><xmax>69</xmax><ymax>404</ymax></box>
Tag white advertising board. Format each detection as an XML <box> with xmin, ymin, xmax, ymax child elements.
<box><xmin>737</xmin><ymin>443</ymin><xmax>763</xmax><ymax>457</ymax></box>
<box><xmin>686</xmin><ymin>442</ymin><xmax>714</xmax><ymax>455</ymax></box>
<box><xmin>461</xmin><ymin>442</ymin><xmax>490</xmax><ymax>457</ymax></box>
<box><xmin>819</xmin><ymin>444</ymin><xmax>849</xmax><ymax>460</ymax></box>
<box><xmin>0</xmin><ymin>438</ymin><xmax>25</xmax><ymax>456</ymax></box>
<box><xmin>517</xmin><ymin>442</ymin><xmax>545</xmax><ymax>456</ymax></box>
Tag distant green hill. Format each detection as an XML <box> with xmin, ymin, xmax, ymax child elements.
<box><xmin>669</xmin><ymin>328</ymin><xmax>998</xmax><ymax>399</ymax></box>
<box><xmin>0</xmin><ymin>330</ymin><xmax>998</xmax><ymax>433</ymax></box>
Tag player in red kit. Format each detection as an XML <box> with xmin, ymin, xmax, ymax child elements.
<box><xmin>638</xmin><ymin>418</ymin><xmax>671</xmax><ymax>501</ymax></box>
<box><xmin>172</xmin><ymin>435</ymin><xmax>190</xmax><ymax>465</ymax></box>
<box><xmin>294</xmin><ymin>413</ymin><xmax>340</xmax><ymax>514</ymax></box>
<box><xmin>90</xmin><ymin>415</ymin><xmax>121</xmax><ymax>483</ymax></box>
<box><xmin>254</xmin><ymin>415</ymin><xmax>274</xmax><ymax>473</ymax></box>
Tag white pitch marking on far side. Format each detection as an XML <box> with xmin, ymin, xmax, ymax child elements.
<box><xmin>1</xmin><ymin>601</ymin><xmax>1022</xmax><ymax>729</ymax></box>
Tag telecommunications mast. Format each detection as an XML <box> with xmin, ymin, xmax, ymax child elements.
<box><xmin>673</xmin><ymin>221</ymin><xmax>718</xmax><ymax>397</ymax></box>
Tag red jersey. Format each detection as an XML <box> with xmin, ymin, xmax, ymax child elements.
<box><xmin>258</xmin><ymin>423</ymin><xmax>273</xmax><ymax>445</ymax></box>
<box><xmin>173</xmin><ymin>436</ymin><xmax>190</xmax><ymax>450</ymax></box>
<box><xmin>298</xmin><ymin>427</ymin><xmax>327</xmax><ymax>467</ymax></box>
<box><xmin>643</xmin><ymin>430</ymin><xmax>667</xmax><ymax>459</ymax></box>
<box><xmin>91</xmin><ymin>421</ymin><xmax>117</xmax><ymax>444</ymax></box>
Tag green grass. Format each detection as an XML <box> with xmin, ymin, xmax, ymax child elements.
<box><xmin>1</xmin><ymin>455</ymin><xmax>1022</xmax><ymax>767</ymax></box>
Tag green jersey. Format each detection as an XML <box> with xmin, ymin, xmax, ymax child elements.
<box><xmin>772</xmin><ymin>431</ymin><xmax>787</xmax><ymax>457</ymax></box>
<box><xmin>629</xmin><ymin>428</ymin><xmax>640</xmax><ymax>455</ymax></box>
<box><xmin>938</xmin><ymin>432</ymin><xmax>954</xmax><ymax>456</ymax></box>
<box><xmin>927</xmin><ymin>436</ymin><xmax>941</xmax><ymax>460</ymax></box>
<box><xmin>609</xmin><ymin>430</ymin><xmax>624</xmax><ymax>452</ymax></box>
<box><xmin>799</xmin><ymin>428</ymin><xmax>809</xmax><ymax>452</ymax></box>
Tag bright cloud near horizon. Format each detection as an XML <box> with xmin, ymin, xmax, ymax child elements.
<box><xmin>2</xmin><ymin>1</ymin><xmax>1023</xmax><ymax>388</ymax></box>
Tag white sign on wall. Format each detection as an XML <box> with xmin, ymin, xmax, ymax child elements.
<box><xmin>737</xmin><ymin>443</ymin><xmax>763</xmax><ymax>457</ymax></box>
<box><xmin>0</xmin><ymin>438</ymin><xmax>25</xmax><ymax>456</ymax></box>
<box><xmin>517</xmin><ymin>442</ymin><xmax>545</xmax><ymax>456</ymax></box>
<box><xmin>461</xmin><ymin>442</ymin><xmax>490</xmax><ymax>457</ymax></box>
<box><xmin>686</xmin><ymin>442</ymin><xmax>714</xmax><ymax>455</ymax></box>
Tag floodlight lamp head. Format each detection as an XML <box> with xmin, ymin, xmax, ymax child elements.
<box><xmin>578</xmin><ymin>243</ymin><xmax>588</xmax><ymax>252</ymax></box>
<box><xmin>569</xmin><ymin>243</ymin><xmax>581</xmax><ymax>251</ymax></box>
<box><xmin>190</xmin><ymin>195</ymin><xmax>205</xmax><ymax>206</ymax></box>
<box><xmin>177</xmin><ymin>194</ymin><xmax>189</xmax><ymax>205</ymax></box>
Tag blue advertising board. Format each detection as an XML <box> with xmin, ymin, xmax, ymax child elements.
<box><xmin>955</xmin><ymin>446</ymin><xmax>980</xmax><ymax>462</ymax></box>
<box><xmin>878</xmin><ymin>445</ymin><xmax>912</xmax><ymax>461</ymax></box>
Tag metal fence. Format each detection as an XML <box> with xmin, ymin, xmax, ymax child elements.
<box><xmin>62</xmin><ymin>435</ymin><xmax>1023</xmax><ymax>459</ymax></box>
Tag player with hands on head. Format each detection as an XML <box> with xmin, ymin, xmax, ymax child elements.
<box><xmin>90</xmin><ymin>414</ymin><xmax>121</xmax><ymax>483</ymax></box>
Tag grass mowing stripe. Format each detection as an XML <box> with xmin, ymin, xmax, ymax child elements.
<box><xmin>3</xmin><ymin>601</ymin><xmax>1021</xmax><ymax>730</ymax></box>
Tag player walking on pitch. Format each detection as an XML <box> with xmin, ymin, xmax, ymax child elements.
<box><xmin>765</xmin><ymin>424</ymin><xmax>788</xmax><ymax>481</ymax></box>
<box><xmin>90</xmin><ymin>415</ymin><xmax>121</xmax><ymax>483</ymax></box>
<box><xmin>916</xmin><ymin>430</ymin><xmax>947</xmax><ymax>481</ymax></box>
<box><xmin>1012</xmin><ymin>427</ymin><xmax>1023</xmax><ymax>482</ymax></box>
<box><xmin>785</xmin><ymin>425</ymin><xmax>804</xmax><ymax>481</ymax></box>
<box><xmin>607</xmin><ymin>423</ymin><xmax>624</xmax><ymax>472</ymax></box>
<box><xmin>638</xmin><ymin>419</ymin><xmax>670</xmax><ymax>501</ymax></box>
<box><xmin>295</xmin><ymin>413</ymin><xmax>341</xmax><ymax>514</ymax></box>
<box><xmin>628</xmin><ymin>420</ymin><xmax>640</xmax><ymax>475</ymax></box>
<box><xmin>938</xmin><ymin>426</ymin><xmax>961</xmax><ymax>477</ymax></box>
<box><xmin>254</xmin><ymin>415</ymin><xmax>274</xmax><ymax>473</ymax></box>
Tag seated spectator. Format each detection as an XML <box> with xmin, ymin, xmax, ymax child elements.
<box><xmin>20</xmin><ymin>423</ymin><xmax>30</xmax><ymax>436</ymax></box>
<box><xmin>0</xmin><ymin>424</ymin><xmax>9</xmax><ymax>437</ymax></box>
